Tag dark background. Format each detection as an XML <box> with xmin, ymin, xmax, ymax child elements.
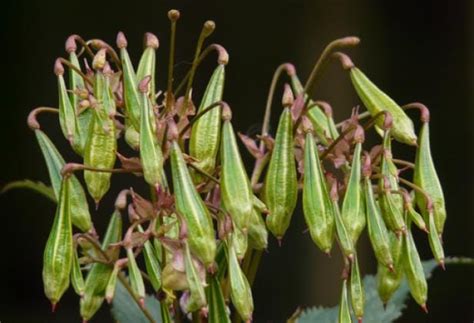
<box><xmin>1</xmin><ymin>0</ymin><xmax>473</xmax><ymax>322</ymax></box>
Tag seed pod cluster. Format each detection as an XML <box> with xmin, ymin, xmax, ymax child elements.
<box><xmin>24</xmin><ymin>12</ymin><xmax>446</xmax><ymax>322</ymax></box>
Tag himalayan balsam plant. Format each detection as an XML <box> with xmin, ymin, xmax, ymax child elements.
<box><xmin>8</xmin><ymin>8</ymin><xmax>455</xmax><ymax>323</ymax></box>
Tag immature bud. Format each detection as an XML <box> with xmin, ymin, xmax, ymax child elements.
<box><xmin>65</xmin><ymin>35</ymin><xmax>78</xmax><ymax>53</ymax></box>
<box><xmin>212</xmin><ymin>44</ymin><xmax>229</xmax><ymax>65</ymax></box>
<box><xmin>115</xmin><ymin>189</ymin><xmax>129</xmax><ymax>210</ymax></box>
<box><xmin>116</xmin><ymin>31</ymin><xmax>128</xmax><ymax>49</ymax></box>
<box><xmin>203</xmin><ymin>20</ymin><xmax>216</xmax><ymax>36</ymax></box>
<box><xmin>353</xmin><ymin>125</ymin><xmax>365</xmax><ymax>143</ymax></box>
<box><xmin>54</xmin><ymin>59</ymin><xmax>65</xmax><ymax>76</ymax></box>
<box><xmin>168</xmin><ymin>9</ymin><xmax>181</xmax><ymax>21</ymax></box>
<box><xmin>92</xmin><ymin>49</ymin><xmax>107</xmax><ymax>70</ymax></box>
<box><xmin>139</xmin><ymin>75</ymin><xmax>152</xmax><ymax>93</ymax></box>
<box><xmin>145</xmin><ymin>32</ymin><xmax>159</xmax><ymax>49</ymax></box>
<box><xmin>282</xmin><ymin>83</ymin><xmax>294</xmax><ymax>107</ymax></box>
<box><xmin>221</xmin><ymin>103</ymin><xmax>232</xmax><ymax>121</ymax></box>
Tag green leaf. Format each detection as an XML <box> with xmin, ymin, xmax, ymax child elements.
<box><xmin>111</xmin><ymin>279</ymin><xmax>162</xmax><ymax>323</ymax></box>
<box><xmin>297</xmin><ymin>259</ymin><xmax>438</xmax><ymax>323</ymax></box>
<box><xmin>1</xmin><ymin>179</ymin><xmax>56</xmax><ymax>202</ymax></box>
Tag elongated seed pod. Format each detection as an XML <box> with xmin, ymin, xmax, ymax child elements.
<box><xmin>170</xmin><ymin>141</ymin><xmax>216</xmax><ymax>268</ymax></box>
<box><xmin>402</xmin><ymin>224</ymin><xmax>428</xmax><ymax>309</ymax></box>
<box><xmin>137</xmin><ymin>33</ymin><xmax>159</xmax><ymax>104</ymax></box>
<box><xmin>220</xmin><ymin>118</ymin><xmax>253</xmax><ymax>231</ymax></box>
<box><xmin>377</xmin><ymin>231</ymin><xmax>403</xmax><ymax>304</ymax></box>
<box><xmin>105</xmin><ymin>263</ymin><xmax>120</xmax><ymax>303</ymax></box>
<box><xmin>349</xmin><ymin>67</ymin><xmax>417</xmax><ymax>145</ymax></box>
<box><xmin>264</xmin><ymin>107</ymin><xmax>298</xmax><ymax>240</ymax></box>
<box><xmin>184</xmin><ymin>241</ymin><xmax>207</xmax><ymax>312</ymax></box>
<box><xmin>350</xmin><ymin>256</ymin><xmax>365</xmax><ymax>321</ymax></box>
<box><xmin>247</xmin><ymin>208</ymin><xmax>268</xmax><ymax>250</ymax></box>
<box><xmin>80</xmin><ymin>211</ymin><xmax>122</xmax><ymax>321</ymax></box>
<box><xmin>138</xmin><ymin>225</ymin><xmax>162</xmax><ymax>291</ymax></box>
<box><xmin>405</xmin><ymin>201</ymin><xmax>427</xmax><ymax>232</ymax></box>
<box><xmin>364</xmin><ymin>177</ymin><xmax>393</xmax><ymax>269</ymax></box>
<box><xmin>71</xmin><ymin>247</ymin><xmax>85</xmax><ymax>296</ymax></box>
<box><xmin>139</xmin><ymin>81</ymin><xmax>164</xmax><ymax>187</ymax></box>
<box><xmin>333</xmin><ymin>198</ymin><xmax>354</xmax><ymax>260</ymax></box>
<box><xmin>231</xmin><ymin>225</ymin><xmax>248</xmax><ymax>261</ymax></box>
<box><xmin>342</xmin><ymin>140</ymin><xmax>365</xmax><ymax>244</ymax></box>
<box><xmin>43</xmin><ymin>176</ymin><xmax>73</xmax><ymax>306</ymax></box>
<box><xmin>414</xmin><ymin>122</ymin><xmax>446</xmax><ymax>237</ymax></box>
<box><xmin>127</xmin><ymin>247</ymin><xmax>146</xmax><ymax>303</ymax></box>
<box><xmin>190</xmin><ymin>65</ymin><xmax>225</xmax><ymax>182</ymax></box>
<box><xmin>427</xmin><ymin>212</ymin><xmax>445</xmax><ymax>266</ymax></box>
<box><xmin>35</xmin><ymin>130</ymin><xmax>92</xmax><ymax>231</ymax></box>
<box><xmin>227</xmin><ymin>239</ymin><xmax>254</xmax><ymax>321</ymax></box>
<box><xmin>338</xmin><ymin>280</ymin><xmax>352</xmax><ymax>323</ymax></box>
<box><xmin>117</xmin><ymin>32</ymin><xmax>141</xmax><ymax>129</ymax></box>
<box><xmin>206</xmin><ymin>275</ymin><xmax>231</xmax><ymax>323</ymax></box>
<box><xmin>302</xmin><ymin>132</ymin><xmax>334</xmax><ymax>253</ymax></box>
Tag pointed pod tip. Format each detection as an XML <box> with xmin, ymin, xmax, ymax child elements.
<box><xmin>388</xmin><ymin>263</ymin><xmax>395</xmax><ymax>273</ymax></box>
<box><xmin>54</xmin><ymin>58</ymin><xmax>64</xmax><ymax>76</ymax></box>
<box><xmin>82</xmin><ymin>319</ymin><xmax>88</xmax><ymax>323</ymax></box>
<box><xmin>324</xmin><ymin>249</ymin><xmax>331</xmax><ymax>258</ymax></box>
<box><xmin>421</xmin><ymin>304</ymin><xmax>428</xmax><ymax>313</ymax></box>
<box><xmin>439</xmin><ymin>259</ymin><xmax>446</xmax><ymax>271</ymax></box>
<box><xmin>65</xmin><ymin>35</ymin><xmax>78</xmax><ymax>53</ymax></box>
<box><xmin>277</xmin><ymin>237</ymin><xmax>283</xmax><ymax>247</ymax></box>
<box><xmin>51</xmin><ymin>302</ymin><xmax>57</xmax><ymax>313</ymax></box>
<box><xmin>139</xmin><ymin>297</ymin><xmax>146</xmax><ymax>308</ymax></box>
<box><xmin>357</xmin><ymin>317</ymin><xmax>363</xmax><ymax>323</ymax></box>
<box><xmin>168</xmin><ymin>9</ymin><xmax>180</xmax><ymax>21</ymax></box>
<box><xmin>116</xmin><ymin>31</ymin><xmax>128</xmax><ymax>49</ymax></box>
<box><xmin>95</xmin><ymin>200</ymin><xmax>101</xmax><ymax>211</ymax></box>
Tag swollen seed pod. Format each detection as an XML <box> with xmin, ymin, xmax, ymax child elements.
<box><xmin>125</xmin><ymin>126</ymin><xmax>140</xmax><ymax>151</ymax></box>
<box><xmin>170</xmin><ymin>140</ymin><xmax>216</xmax><ymax>268</ymax></box>
<box><xmin>35</xmin><ymin>130</ymin><xmax>92</xmax><ymax>232</ymax></box>
<box><xmin>105</xmin><ymin>263</ymin><xmax>120</xmax><ymax>304</ymax></box>
<box><xmin>405</xmin><ymin>198</ymin><xmax>427</xmax><ymax>232</ymax></box>
<box><xmin>414</xmin><ymin>122</ymin><xmax>447</xmax><ymax>237</ymax></box>
<box><xmin>190</xmin><ymin>65</ymin><xmax>225</xmax><ymax>183</ymax></box>
<box><xmin>338</xmin><ymin>280</ymin><xmax>352</xmax><ymax>323</ymax></box>
<box><xmin>42</xmin><ymin>176</ymin><xmax>73</xmax><ymax>306</ymax></box>
<box><xmin>227</xmin><ymin>239</ymin><xmax>254</xmax><ymax>321</ymax></box>
<box><xmin>139</xmin><ymin>78</ymin><xmax>164</xmax><ymax>187</ymax></box>
<box><xmin>137</xmin><ymin>33</ymin><xmax>159</xmax><ymax>104</ymax></box>
<box><xmin>364</xmin><ymin>177</ymin><xmax>394</xmax><ymax>269</ymax></box>
<box><xmin>247</xmin><ymin>208</ymin><xmax>268</xmax><ymax>250</ymax></box>
<box><xmin>263</xmin><ymin>107</ymin><xmax>298</xmax><ymax>240</ymax></box>
<box><xmin>350</xmin><ymin>256</ymin><xmax>365</xmax><ymax>321</ymax></box>
<box><xmin>206</xmin><ymin>275</ymin><xmax>231</xmax><ymax>323</ymax></box>
<box><xmin>138</xmin><ymin>225</ymin><xmax>162</xmax><ymax>291</ymax></box>
<box><xmin>302</xmin><ymin>132</ymin><xmax>335</xmax><ymax>253</ymax></box>
<box><xmin>427</xmin><ymin>212</ymin><xmax>445</xmax><ymax>267</ymax></box>
<box><xmin>71</xmin><ymin>247</ymin><xmax>85</xmax><ymax>296</ymax></box>
<box><xmin>332</xmin><ymin>198</ymin><xmax>355</xmax><ymax>260</ymax></box>
<box><xmin>127</xmin><ymin>247</ymin><xmax>146</xmax><ymax>304</ymax></box>
<box><xmin>341</xmin><ymin>136</ymin><xmax>365</xmax><ymax>244</ymax></box>
<box><xmin>377</xmin><ymin>231</ymin><xmax>403</xmax><ymax>304</ymax></box>
<box><xmin>220</xmin><ymin>117</ymin><xmax>254</xmax><ymax>231</ymax></box>
<box><xmin>184</xmin><ymin>241</ymin><xmax>207</xmax><ymax>312</ymax></box>
<box><xmin>349</xmin><ymin>67</ymin><xmax>417</xmax><ymax>145</ymax></box>
<box><xmin>80</xmin><ymin>211</ymin><xmax>122</xmax><ymax>321</ymax></box>
<box><xmin>403</xmin><ymin>224</ymin><xmax>428</xmax><ymax>309</ymax></box>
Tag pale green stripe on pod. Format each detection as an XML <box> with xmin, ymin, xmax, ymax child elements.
<box><xmin>402</xmin><ymin>224</ymin><xmax>428</xmax><ymax>308</ymax></box>
<box><xmin>206</xmin><ymin>275</ymin><xmax>231</xmax><ymax>323</ymax></box>
<box><xmin>137</xmin><ymin>34</ymin><xmax>158</xmax><ymax>105</ymax></box>
<box><xmin>302</xmin><ymin>132</ymin><xmax>334</xmax><ymax>253</ymax></box>
<box><xmin>427</xmin><ymin>211</ymin><xmax>445</xmax><ymax>266</ymax></box>
<box><xmin>35</xmin><ymin>130</ymin><xmax>92</xmax><ymax>232</ymax></box>
<box><xmin>71</xmin><ymin>247</ymin><xmax>85</xmax><ymax>296</ymax></box>
<box><xmin>350</xmin><ymin>255</ymin><xmax>365</xmax><ymax>321</ymax></box>
<box><xmin>42</xmin><ymin>176</ymin><xmax>73</xmax><ymax>306</ymax></box>
<box><xmin>127</xmin><ymin>247</ymin><xmax>146</xmax><ymax>302</ymax></box>
<box><xmin>220</xmin><ymin>120</ymin><xmax>253</xmax><ymax>231</ymax></box>
<box><xmin>227</xmin><ymin>239</ymin><xmax>254</xmax><ymax>321</ymax></box>
<box><xmin>105</xmin><ymin>263</ymin><xmax>120</xmax><ymax>303</ymax></box>
<box><xmin>333</xmin><ymin>199</ymin><xmax>354</xmax><ymax>260</ymax></box>
<box><xmin>138</xmin><ymin>225</ymin><xmax>162</xmax><ymax>291</ymax></box>
<box><xmin>342</xmin><ymin>142</ymin><xmax>365</xmax><ymax>244</ymax></box>
<box><xmin>231</xmin><ymin>225</ymin><xmax>248</xmax><ymax>261</ymax></box>
<box><xmin>190</xmin><ymin>65</ymin><xmax>225</xmax><ymax>183</ymax></box>
<box><xmin>184</xmin><ymin>240</ymin><xmax>207</xmax><ymax>312</ymax></box>
<box><xmin>350</xmin><ymin>67</ymin><xmax>417</xmax><ymax>146</ymax></box>
<box><xmin>247</xmin><ymin>208</ymin><xmax>268</xmax><ymax>250</ymax></box>
<box><xmin>364</xmin><ymin>177</ymin><xmax>393</xmax><ymax>269</ymax></box>
<box><xmin>139</xmin><ymin>88</ymin><xmax>164</xmax><ymax>187</ymax></box>
<box><xmin>80</xmin><ymin>211</ymin><xmax>122</xmax><ymax>321</ymax></box>
<box><xmin>264</xmin><ymin>108</ymin><xmax>298</xmax><ymax>240</ymax></box>
<box><xmin>338</xmin><ymin>280</ymin><xmax>352</xmax><ymax>323</ymax></box>
<box><xmin>414</xmin><ymin>122</ymin><xmax>446</xmax><ymax>236</ymax></box>
<box><xmin>377</xmin><ymin>231</ymin><xmax>403</xmax><ymax>304</ymax></box>
<box><xmin>170</xmin><ymin>141</ymin><xmax>216</xmax><ymax>268</ymax></box>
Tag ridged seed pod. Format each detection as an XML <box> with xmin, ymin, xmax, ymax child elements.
<box><xmin>377</xmin><ymin>231</ymin><xmax>403</xmax><ymax>304</ymax></box>
<box><xmin>338</xmin><ymin>279</ymin><xmax>352</xmax><ymax>323</ymax></box>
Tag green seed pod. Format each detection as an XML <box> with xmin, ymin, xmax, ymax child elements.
<box><xmin>125</xmin><ymin>125</ymin><xmax>140</xmax><ymax>151</ymax></box>
<box><xmin>427</xmin><ymin>212</ymin><xmax>445</xmax><ymax>267</ymax></box>
<box><xmin>333</xmin><ymin>198</ymin><xmax>355</xmax><ymax>260</ymax></box>
<box><xmin>302</xmin><ymin>132</ymin><xmax>334</xmax><ymax>253</ymax></box>
<box><xmin>138</xmin><ymin>225</ymin><xmax>162</xmax><ymax>291</ymax></box>
<box><xmin>338</xmin><ymin>280</ymin><xmax>352</xmax><ymax>323</ymax></box>
<box><xmin>349</xmin><ymin>67</ymin><xmax>417</xmax><ymax>145</ymax></box>
<box><xmin>414</xmin><ymin>122</ymin><xmax>447</xmax><ymax>237</ymax></box>
<box><xmin>341</xmin><ymin>139</ymin><xmax>365</xmax><ymax>244</ymax></box>
<box><xmin>139</xmin><ymin>79</ymin><xmax>164</xmax><ymax>187</ymax></box>
<box><xmin>227</xmin><ymin>239</ymin><xmax>254</xmax><ymax>321</ymax></box>
<box><xmin>350</xmin><ymin>256</ymin><xmax>365</xmax><ymax>321</ymax></box>
<box><xmin>377</xmin><ymin>231</ymin><xmax>403</xmax><ymax>304</ymax></box>
<box><xmin>184</xmin><ymin>240</ymin><xmax>207</xmax><ymax>312</ymax></box>
<box><xmin>247</xmin><ymin>208</ymin><xmax>268</xmax><ymax>250</ymax></box>
<box><xmin>35</xmin><ymin>130</ymin><xmax>92</xmax><ymax>232</ymax></box>
<box><xmin>206</xmin><ymin>275</ymin><xmax>231</xmax><ymax>323</ymax></box>
<box><xmin>263</xmin><ymin>107</ymin><xmax>298</xmax><ymax>240</ymax></box>
<box><xmin>71</xmin><ymin>246</ymin><xmax>85</xmax><ymax>296</ymax></box>
<box><xmin>231</xmin><ymin>225</ymin><xmax>248</xmax><ymax>261</ymax></box>
<box><xmin>252</xmin><ymin>195</ymin><xmax>267</xmax><ymax>213</ymax></box>
<box><xmin>402</xmin><ymin>224</ymin><xmax>428</xmax><ymax>309</ymax></box>
<box><xmin>105</xmin><ymin>263</ymin><xmax>120</xmax><ymax>303</ymax></box>
<box><xmin>117</xmin><ymin>32</ymin><xmax>141</xmax><ymax>129</ymax></box>
<box><xmin>190</xmin><ymin>65</ymin><xmax>225</xmax><ymax>182</ymax></box>
<box><xmin>55</xmin><ymin>59</ymin><xmax>82</xmax><ymax>154</ymax></box>
<box><xmin>405</xmin><ymin>200</ymin><xmax>427</xmax><ymax>232</ymax></box>
<box><xmin>220</xmin><ymin>118</ymin><xmax>253</xmax><ymax>231</ymax></box>
<box><xmin>170</xmin><ymin>141</ymin><xmax>216</xmax><ymax>268</ymax></box>
<box><xmin>80</xmin><ymin>211</ymin><xmax>122</xmax><ymax>321</ymax></box>
<box><xmin>42</xmin><ymin>176</ymin><xmax>73</xmax><ymax>307</ymax></box>
<box><xmin>127</xmin><ymin>247</ymin><xmax>146</xmax><ymax>304</ymax></box>
<box><xmin>137</xmin><ymin>33</ymin><xmax>159</xmax><ymax>105</ymax></box>
<box><xmin>364</xmin><ymin>177</ymin><xmax>394</xmax><ymax>269</ymax></box>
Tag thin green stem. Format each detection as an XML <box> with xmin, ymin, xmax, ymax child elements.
<box><xmin>166</xmin><ymin>10</ymin><xmax>179</xmax><ymax>113</ymax></box>
<box><xmin>27</xmin><ymin>107</ymin><xmax>59</xmax><ymax>130</ymax></box>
